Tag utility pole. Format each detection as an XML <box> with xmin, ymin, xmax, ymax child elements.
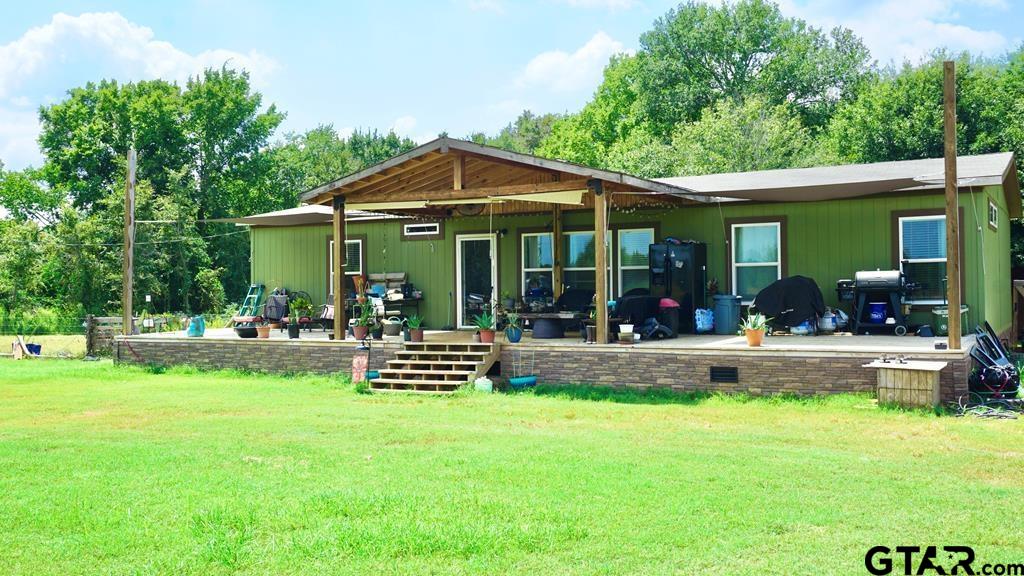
<box><xmin>943</xmin><ymin>61</ymin><xmax>962</xmax><ymax>349</ymax></box>
<box><xmin>122</xmin><ymin>148</ymin><xmax>137</xmax><ymax>336</ymax></box>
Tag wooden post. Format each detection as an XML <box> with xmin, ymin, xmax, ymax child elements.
<box><xmin>943</xmin><ymin>61</ymin><xmax>962</xmax><ymax>349</ymax></box>
<box><xmin>552</xmin><ymin>204</ymin><xmax>563</xmax><ymax>298</ymax></box>
<box><xmin>453</xmin><ymin>155</ymin><xmax>464</xmax><ymax>191</ymax></box>
<box><xmin>332</xmin><ymin>196</ymin><xmax>347</xmax><ymax>340</ymax></box>
<box><xmin>592</xmin><ymin>180</ymin><xmax>608</xmax><ymax>344</ymax></box>
<box><xmin>122</xmin><ymin>148</ymin><xmax>136</xmax><ymax>336</ymax></box>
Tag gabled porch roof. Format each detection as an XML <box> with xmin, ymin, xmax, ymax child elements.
<box><xmin>299</xmin><ymin>137</ymin><xmax>707</xmax><ymax>215</ymax></box>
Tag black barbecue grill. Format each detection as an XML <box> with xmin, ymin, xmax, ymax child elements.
<box><xmin>836</xmin><ymin>270</ymin><xmax>918</xmax><ymax>335</ymax></box>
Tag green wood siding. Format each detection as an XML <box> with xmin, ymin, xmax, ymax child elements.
<box><xmin>250</xmin><ymin>188</ymin><xmax>1012</xmax><ymax>332</ymax></box>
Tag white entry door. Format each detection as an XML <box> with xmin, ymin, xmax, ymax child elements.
<box><xmin>456</xmin><ymin>234</ymin><xmax>497</xmax><ymax>329</ymax></box>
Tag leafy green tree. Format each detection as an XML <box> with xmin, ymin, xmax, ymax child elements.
<box><xmin>468</xmin><ymin>110</ymin><xmax>563</xmax><ymax>154</ymax></box>
<box><xmin>0</xmin><ymin>165</ymin><xmax>61</xmax><ymax>225</ymax></box>
<box><xmin>822</xmin><ymin>54</ymin><xmax>997</xmax><ymax>164</ymax></box>
<box><xmin>0</xmin><ymin>219</ymin><xmax>46</xmax><ymax>311</ymax></box>
<box><xmin>670</xmin><ymin>97</ymin><xmax>822</xmax><ymax>175</ymax></box>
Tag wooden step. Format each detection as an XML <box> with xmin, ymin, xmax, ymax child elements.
<box><xmin>378</xmin><ymin>369</ymin><xmax>475</xmax><ymax>377</ymax></box>
<box><xmin>396</xmin><ymin>349</ymin><xmax>490</xmax><ymax>356</ymax></box>
<box><xmin>371</xmin><ymin>378</ymin><xmax>468</xmax><ymax>386</ymax></box>
<box><xmin>403</xmin><ymin>343</ymin><xmax>493</xmax><ymax>352</ymax></box>
<box><xmin>386</xmin><ymin>359</ymin><xmax>481</xmax><ymax>367</ymax></box>
<box><xmin>368</xmin><ymin>387</ymin><xmax>456</xmax><ymax>395</ymax></box>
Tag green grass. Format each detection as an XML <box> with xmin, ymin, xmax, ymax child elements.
<box><xmin>0</xmin><ymin>359</ymin><xmax>1021</xmax><ymax>575</ymax></box>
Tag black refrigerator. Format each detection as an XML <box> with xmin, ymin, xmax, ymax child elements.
<box><xmin>649</xmin><ymin>242</ymin><xmax>707</xmax><ymax>333</ymax></box>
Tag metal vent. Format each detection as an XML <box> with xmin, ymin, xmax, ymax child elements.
<box><xmin>710</xmin><ymin>366</ymin><xmax>739</xmax><ymax>383</ymax></box>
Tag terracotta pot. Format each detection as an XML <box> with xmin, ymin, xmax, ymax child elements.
<box><xmin>745</xmin><ymin>328</ymin><xmax>765</xmax><ymax>347</ymax></box>
<box><xmin>479</xmin><ymin>329</ymin><xmax>496</xmax><ymax>344</ymax></box>
<box><xmin>268</xmin><ymin>322</ymin><xmax>281</xmax><ymax>329</ymax></box>
<box><xmin>256</xmin><ymin>325</ymin><xmax>272</xmax><ymax>339</ymax></box>
<box><xmin>409</xmin><ymin>328</ymin><xmax>424</xmax><ymax>342</ymax></box>
<box><xmin>352</xmin><ymin>325</ymin><xmax>370</xmax><ymax>340</ymax></box>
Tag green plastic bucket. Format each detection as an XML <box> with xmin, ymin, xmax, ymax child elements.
<box><xmin>931</xmin><ymin>305</ymin><xmax>968</xmax><ymax>336</ymax></box>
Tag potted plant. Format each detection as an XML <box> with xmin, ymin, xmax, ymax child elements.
<box><xmin>504</xmin><ymin>311</ymin><xmax>523</xmax><ymax>343</ymax></box>
<box><xmin>501</xmin><ymin>290</ymin><xmax>516</xmax><ymax>310</ymax></box>
<box><xmin>406</xmin><ymin>314</ymin><xmax>424</xmax><ymax>342</ymax></box>
<box><xmin>739</xmin><ymin>312</ymin><xmax>769</xmax><ymax>347</ymax></box>
<box><xmin>255</xmin><ymin>320</ymin><xmax>272</xmax><ymax>339</ymax></box>
<box><xmin>473</xmin><ymin>310</ymin><xmax>496</xmax><ymax>344</ymax></box>
<box><xmin>352</xmin><ymin>304</ymin><xmax>374</xmax><ymax>340</ymax></box>
<box><xmin>288</xmin><ymin>296</ymin><xmax>313</xmax><ymax>339</ymax></box>
<box><xmin>371</xmin><ymin>320</ymin><xmax>384</xmax><ymax>340</ymax></box>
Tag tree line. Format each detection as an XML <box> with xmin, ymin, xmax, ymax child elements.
<box><xmin>2</xmin><ymin>0</ymin><xmax>1024</xmax><ymax>320</ymax></box>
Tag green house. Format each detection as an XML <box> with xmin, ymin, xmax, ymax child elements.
<box><xmin>235</xmin><ymin>138</ymin><xmax>1020</xmax><ymax>338</ymax></box>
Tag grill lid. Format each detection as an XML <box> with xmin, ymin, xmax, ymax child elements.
<box><xmin>853</xmin><ymin>270</ymin><xmax>904</xmax><ymax>290</ymax></box>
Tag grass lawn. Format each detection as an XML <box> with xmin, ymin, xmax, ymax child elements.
<box><xmin>0</xmin><ymin>359</ymin><xmax>1021</xmax><ymax>575</ymax></box>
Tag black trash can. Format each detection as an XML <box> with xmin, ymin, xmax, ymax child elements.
<box><xmin>658</xmin><ymin>298</ymin><xmax>681</xmax><ymax>337</ymax></box>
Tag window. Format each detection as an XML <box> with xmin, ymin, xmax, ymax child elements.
<box><xmin>618</xmin><ymin>228</ymin><xmax>654</xmax><ymax>295</ymax></box>
<box><xmin>403</xmin><ymin>222</ymin><xmax>440</xmax><ymax>237</ymax></box>
<box><xmin>521</xmin><ymin>233</ymin><xmax>553</xmax><ymax>296</ymax></box>
<box><xmin>899</xmin><ymin>215</ymin><xmax>946</xmax><ymax>303</ymax></box>
<box><xmin>731</xmin><ymin>222</ymin><xmax>782</xmax><ymax>302</ymax></box>
<box><xmin>989</xmin><ymin>200</ymin><xmax>999</xmax><ymax>230</ymax></box>
<box><xmin>328</xmin><ymin>239</ymin><xmax>363</xmax><ymax>296</ymax></box>
<box><xmin>562</xmin><ymin>231</ymin><xmax>611</xmax><ymax>294</ymax></box>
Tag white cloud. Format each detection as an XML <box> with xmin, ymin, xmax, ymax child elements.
<box><xmin>0</xmin><ymin>106</ymin><xmax>43</xmax><ymax>169</ymax></box>
<box><xmin>467</xmin><ymin>0</ymin><xmax>505</xmax><ymax>14</ymax></box>
<box><xmin>515</xmin><ymin>31</ymin><xmax>630</xmax><ymax>93</ymax></box>
<box><xmin>391</xmin><ymin>115</ymin><xmax>418</xmax><ymax>136</ymax></box>
<box><xmin>0</xmin><ymin>12</ymin><xmax>278</xmax><ymax>99</ymax></box>
<box><xmin>776</xmin><ymin>0</ymin><xmax>1010</xmax><ymax>65</ymax></box>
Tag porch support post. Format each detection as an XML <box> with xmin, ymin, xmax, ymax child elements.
<box><xmin>943</xmin><ymin>60</ymin><xmax>962</xmax><ymax>350</ymax></box>
<box><xmin>552</xmin><ymin>204</ymin><xmax>563</xmax><ymax>298</ymax></box>
<box><xmin>332</xmin><ymin>195</ymin><xmax>347</xmax><ymax>340</ymax></box>
<box><xmin>591</xmin><ymin>179</ymin><xmax>608</xmax><ymax>344</ymax></box>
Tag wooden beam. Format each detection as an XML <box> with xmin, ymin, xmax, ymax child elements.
<box><xmin>453</xmin><ymin>155</ymin><xmax>465</xmax><ymax>190</ymax></box>
<box><xmin>552</xmin><ymin>204</ymin><xmax>563</xmax><ymax>298</ymax></box>
<box><xmin>346</xmin><ymin>179</ymin><xmax>590</xmax><ymax>204</ymax></box>
<box><xmin>333</xmin><ymin>196</ymin><xmax>347</xmax><ymax>340</ymax></box>
<box><xmin>122</xmin><ymin>148</ymin><xmax>136</xmax><ymax>336</ymax></box>
<box><xmin>944</xmin><ymin>61</ymin><xmax>962</xmax><ymax>350</ymax></box>
<box><xmin>592</xmin><ymin>180</ymin><xmax>608</xmax><ymax>344</ymax></box>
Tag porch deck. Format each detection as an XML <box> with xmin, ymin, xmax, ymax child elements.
<box><xmin>129</xmin><ymin>326</ymin><xmax>973</xmax><ymax>357</ymax></box>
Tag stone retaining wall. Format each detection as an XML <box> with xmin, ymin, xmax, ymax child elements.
<box><xmin>499</xmin><ymin>345</ymin><xmax>971</xmax><ymax>403</ymax></box>
<box><xmin>115</xmin><ymin>337</ymin><xmax>398</xmax><ymax>374</ymax></box>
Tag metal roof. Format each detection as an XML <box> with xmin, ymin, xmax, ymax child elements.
<box><xmin>212</xmin><ymin>204</ymin><xmax>394</xmax><ymax>227</ymax></box>
<box><xmin>655</xmin><ymin>152</ymin><xmax>1020</xmax><ymax>217</ymax></box>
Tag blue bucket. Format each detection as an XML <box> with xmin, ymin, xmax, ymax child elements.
<box><xmin>26</xmin><ymin>343</ymin><xmax>42</xmax><ymax>355</ymax></box>
<box><xmin>868</xmin><ymin>302</ymin><xmax>887</xmax><ymax>323</ymax></box>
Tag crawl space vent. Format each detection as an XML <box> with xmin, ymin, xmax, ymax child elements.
<box><xmin>709</xmin><ymin>366</ymin><xmax>739</xmax><ymax>383</ymax></box>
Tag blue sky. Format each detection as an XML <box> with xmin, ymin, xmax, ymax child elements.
<box><xmin>0</xmin><ymin>0</ymin><xmax>1021</xmax><ymax>170</ymax></box>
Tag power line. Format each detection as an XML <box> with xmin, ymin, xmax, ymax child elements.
<box><xmin>58</xmin><ymin>228</ymin><xmax>248</xmax><ymax>248</ymax></box>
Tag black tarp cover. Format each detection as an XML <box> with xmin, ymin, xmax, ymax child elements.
<box><xmin>751</xmin><ymin>276</ymin><xmax>825</xmax><ymax>328</ymax></box>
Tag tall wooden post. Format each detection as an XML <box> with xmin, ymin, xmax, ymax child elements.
<box><xmin>592</xmin><ymin>180</ymin><xmax>608</xmax><ymax>344</ymax></box>
<box><xmin>122</xmin><ymin>148</ymin><xmax>136</xmax><ymax>336</ymax></box>
<box><xmin>943</xmin><ymin>61</ymin><xmax>962</xmax><ymax>349</ymax></box>
<box><xmin>332</xmin><ymin>196</ymin><xmax>347</xmax><ymax>340</ymax></box>
<box><xmin>552</xmin><ymin>204</ymin><xmax>563</xmax><ymax>298</ymax></box>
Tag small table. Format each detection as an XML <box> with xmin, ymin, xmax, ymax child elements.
<box><xmin>521</xmin><ymin>312</ymin><xmax>587</xmax><ymax>339</ymax></box>
<box><xmin>864</xmin><ymin>359</ymin><xmax>947</xmax><ymax>409</ymax></box>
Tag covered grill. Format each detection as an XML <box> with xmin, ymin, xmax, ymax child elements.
<box><xmin>837</xmin><ymin>270</ymin><xmax>916</xmax><ymax>335</ymax></box>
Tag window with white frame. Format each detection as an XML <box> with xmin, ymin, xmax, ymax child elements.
<box><xmin>562</xmin><ymin>231</ymin><xmax>611</xmax><ymax>294</ymax></box>
<box><xmin>403</xmin><ymin>222</ymin><xmax>440</xmax><ymax>237</ymax></box>
<box><xmin>731</xmin><ymin>222</ymin><xmax>782</xmax><ymax>302</ymax></box>
<box><xmin>521</xmin><ymin>232</ymin><xmax>553</xmax><ymax>296</ymax></box>
<box><xmin>898</xmin><ymin>215</ymin><xmax>947</xmax><ymax>303</ymax></box>
<box><xmin>328</xmin><ymin>239</ymin><xmax>363</xmax><ymax>296</ymax></box>
<box><xmin>618</xmin><ymin>228</ymin><xmax>654</xmax><ymax>295</ymax></box>
<box><xmin>989</xmin><ymin>200</ymin><xmax>999</xmax><ymax>230</ymax></box>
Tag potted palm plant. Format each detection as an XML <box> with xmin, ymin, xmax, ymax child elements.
<box><xmin>473</xmin><ymin>310</ymin><xmax>496</xmax><ymax>344</ymax></box>
<box><xmin>739</xmin><ymin>312</ymin><xmax>769</xmax><ymax>347</ymax></box>
<box><xmin>406</xmin><ymin>314</ymin><xmax>424</xmax><ymax>342</ymax></box>
<box><xmin>504</xmin><ymin>311</ymin><xmax>523</xmax><ymax>343</ymax></box>
<box><xmin>352</xmin><ymin>304</ymin><xmax>374</xmax><ymax>340</ymax></box>
<box><xmin>288</xmin><ymin>296</ymin><xmax>313</xmax><ymax>339</ymax></box>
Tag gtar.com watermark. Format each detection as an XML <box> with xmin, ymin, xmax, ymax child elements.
<box><xmin>865</xmin><ymin>546</ymin><xmax>1024</xmax><ymax>575</ymax></box>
